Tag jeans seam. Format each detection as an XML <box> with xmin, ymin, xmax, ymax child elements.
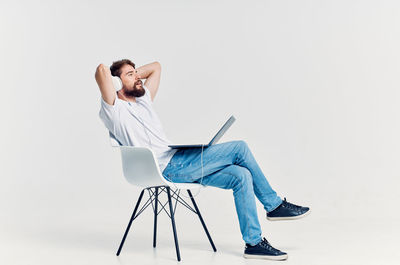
<box><xmin>218</xmin><ymin>169</ymin><xmax>257</xmax><ymax>244</ymax></box>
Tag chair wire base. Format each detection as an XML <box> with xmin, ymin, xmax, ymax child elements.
<box><xmin>116</xmin><ymin>186</ymin><xmax>217</xmax><ymax>261</ymax></box>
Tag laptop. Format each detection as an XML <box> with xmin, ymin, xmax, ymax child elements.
<box><xmin>168</xmin><ymin>115</ymin><xmax>236</xmax><ymax>149</ymax></box>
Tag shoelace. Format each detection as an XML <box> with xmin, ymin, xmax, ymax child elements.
<box><xmin>282</xmin><ymin>197</ymin><xmax>302</xmax><ymax>210</ymax></box>
<box><xmin>259</xmin><ymin>237</ymin><xmax>275</xmax><ymax>251</ymax></box>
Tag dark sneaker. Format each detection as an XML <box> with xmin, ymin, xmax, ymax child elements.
<box><xmin>267</xmin><ymin>197</ymin><xmax>310</xmax><ymax>221</ymax></box>
<box><xmin>244</xmin><ymin>237</ymin><xmax>288</xmax><ymax>260</ymax></box>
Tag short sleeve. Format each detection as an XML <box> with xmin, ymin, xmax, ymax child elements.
<box><xmin>99</xmin><ymin>94</ymin><xmax>121</xmax><ymax>135</ymax></box>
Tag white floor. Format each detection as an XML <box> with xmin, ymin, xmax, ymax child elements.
<box><xmin>1</xmin><ymin>190</ymin><xmax>399</xmax><ymax>265</ymax></box>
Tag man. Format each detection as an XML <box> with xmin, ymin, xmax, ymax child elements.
<box><xmin>95</xmin><ymin>59</ymin><xmax>310</xmax><ymax>261</ymax></box>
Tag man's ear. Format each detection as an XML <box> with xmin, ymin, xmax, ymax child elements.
<box><xmin>112</xmin><ymin>76</ymin><xmax>122</xmax><ymax>91</ymax></box>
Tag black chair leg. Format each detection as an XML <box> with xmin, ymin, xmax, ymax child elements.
<box><xmin>187</xmin><ymin>189</ymin><xmax>217</xmax><ymax>252</ymax></box>
<box><xmin>116</xmin><ymin>189</ymin><xmax>145</xmax><ymax>256</ymax></box>
<box><xmin>167</xmin><ymin>187</ymin><xmax>181</xmax><ymax>261</ymax></box>
<box><xmin>153</xmin><ymin>187</ymin><xmax>159</xmax><ymax>248</ymax></box>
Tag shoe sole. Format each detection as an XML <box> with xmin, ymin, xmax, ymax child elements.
<box><xmin>267</xmin><ymin>208</ymin><xmax>311</xmax><ymax>221</ymax></box>
<box><xmin>244</xmin><ymin>253</ymin><xmax>288</xmax><ymax>260</ymax></box>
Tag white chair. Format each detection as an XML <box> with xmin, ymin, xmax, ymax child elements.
<box><xmin>109</xmin><ymin>132</ymin><xmax>216</xmax><ymax>261</ymax></box>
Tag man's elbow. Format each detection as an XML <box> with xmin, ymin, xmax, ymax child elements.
<box><xmin>96</xmin><ymin>64</ymin><xmax>107</xmax><ymax>74</ymax></box>
<box><xmin>95</xmin><ymin>64</ymin><xmax>109</xmax><ymax>80</ymax></box>
<box><xmin>153</xmin><ymin>61</ymin><xmax>161</xmax><ymax>71</ymax></box>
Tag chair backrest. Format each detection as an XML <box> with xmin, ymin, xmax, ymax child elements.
<box><xmin>108</xmin><ymin>132</ymin><xmax>168</xmax><ymax>188</ymax></box>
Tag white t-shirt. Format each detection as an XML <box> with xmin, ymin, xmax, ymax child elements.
<box><xmin>99</xmin><ymin>86</ymin><xmax>177</xmax><ymax>172</ymax></box>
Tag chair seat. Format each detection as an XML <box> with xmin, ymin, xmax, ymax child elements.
<box><xmin>164</xmin><ymin>181</ymin><xmax>205</xmax><ymax>190</ymax></box>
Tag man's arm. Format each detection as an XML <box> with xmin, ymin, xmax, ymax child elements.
<box><xmin>136</xmin><ymin>61</ymin><xmax>161</xmax><ymax>101</ymax></box>
<box><xmin>95</xmin><ymin>64</ymin><xmax>116</xmax><ymax>105</ymax></box>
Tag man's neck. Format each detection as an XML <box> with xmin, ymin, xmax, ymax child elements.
<box><xmin>117</xmin><ymin>90</ymin><xmax>136</xmax><ymax>103</ymax></box>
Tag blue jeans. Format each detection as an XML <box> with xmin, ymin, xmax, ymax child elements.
<box><xmin>162</xmin><ymin>140</ymin><xmax>282</xmax><ymax>245</ymax></box>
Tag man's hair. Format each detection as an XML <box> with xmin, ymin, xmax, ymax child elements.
<box><xmin>110</xmin><ymin>59</ymin><xmax>136</xmax><ymax>77</ymax></box>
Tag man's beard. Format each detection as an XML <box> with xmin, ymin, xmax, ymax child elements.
<box><xmin>125</xmin><ymin>80</ymin><xmax>145</xmax><ymax>97</ymax></box>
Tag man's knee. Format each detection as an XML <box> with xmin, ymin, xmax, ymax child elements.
<box><xmin>233</xmin><ymin>140</ymin><xmax>248</xmax><ymax>148</ymax></box>
<box><xmin>232</xmin><ymin>166</ymin><xmax>252</xmax><ymax>190</ymax></box>
<box><xmin>231</xmin><ymin>140</ymin><xmax>249</xmax><ymax>160</ymax></box>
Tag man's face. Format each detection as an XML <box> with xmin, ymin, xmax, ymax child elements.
<box><xmin>120</xmin><ymin>64</ymin><xmax>145</xmax><ymax>97</ymax></box>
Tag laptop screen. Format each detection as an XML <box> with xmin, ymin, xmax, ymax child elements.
<box><xmin>208</xmin><ymin>115</ymin><xmax>236</xmax><ymax>145</ymax></box>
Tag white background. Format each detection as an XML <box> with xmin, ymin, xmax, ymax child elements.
<box><xmin>1</xmin><ymin>0</ymin><xmax>399</xmax><ymax>264</ymax></box>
